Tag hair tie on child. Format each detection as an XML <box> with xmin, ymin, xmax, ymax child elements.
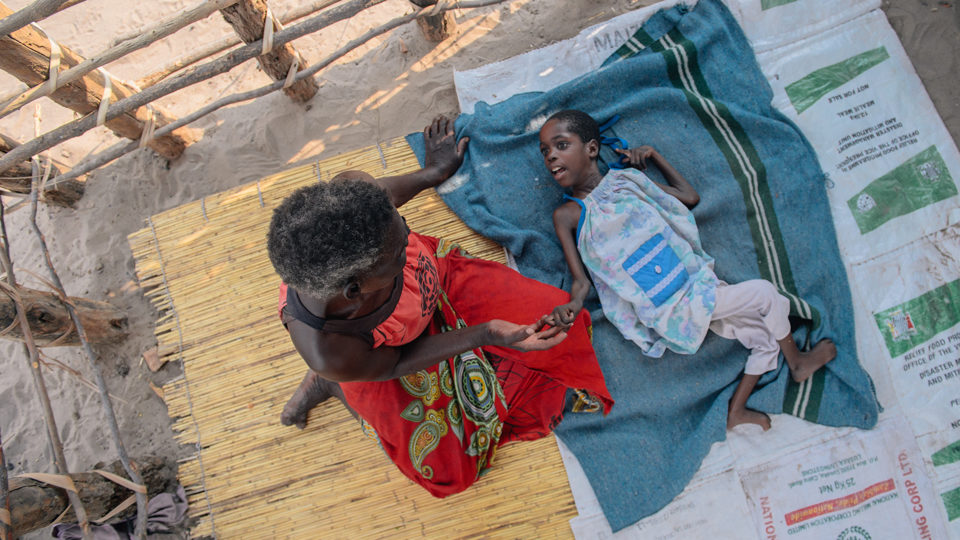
<box><xmin>597</xmin><ymin>114</ymin><xmax>629</xmax><ymax>169</ymax></box>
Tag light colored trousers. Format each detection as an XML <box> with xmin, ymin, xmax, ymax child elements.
<box><xmin>709</xmin><ymin>279</ymin><xmax>791</xmax><ymax>375</ymax></box>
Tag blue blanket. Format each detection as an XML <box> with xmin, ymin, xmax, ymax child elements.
<box><xmin>408</xmin><ymin>0</ymin><xmax>878</xmax><ymax>531</ymax></box>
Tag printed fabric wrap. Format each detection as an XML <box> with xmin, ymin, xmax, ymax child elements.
<box><xmin>578</xmin><ymin>169</ymin><xmax>718</xmax><ymax>356</ymax></box>
<box><xmin>337</xmin><ymin>233</ymin><xmax>612</xmax><ymax>497</ymax></box>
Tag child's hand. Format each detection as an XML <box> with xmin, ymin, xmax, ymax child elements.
<box><xmin>486</xmin><ymin>316</ymin><xmax>568</xmax><ymax>351</ymax></box>
<box><xmin>549</xmin><ymin>300</ymin><xmax>583</xmax><ymax>330</ymax></box>
<box><xmin>615</xmin><ymin>146</ymin><xmax>658</xmax><ymax>170</ymax></box>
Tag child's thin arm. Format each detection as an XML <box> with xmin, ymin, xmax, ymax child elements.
<box><xmin>616</xmin><ymin>146</ymin><xmax>700</xmax><ymax>208</ymax></box>
<box><xmin>551</xmin><ymin>203</ymin><xmax>591</xmax><ymax>330</ymax></box>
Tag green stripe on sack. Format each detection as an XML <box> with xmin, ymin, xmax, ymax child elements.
<box><xmin>847</xmin><ymin>145</ymin><xmax>958</xmax><ymax>234</ymax></box>
<box><xmin>932</xmin><ymin>440</ymin><xmax>960</xmax><ymax>467</ymax></box>
<box><xmin>786</xmin><ymin>47</ymin><xmax>890</xmax><ymax>114</ymax></box>
<box><xmin>761</xmin><ymin>0</ymin><xmax>799</xmax><ymax>9</ymax></box>
<box><xmin>942</xmin><ymin>486</ymin><xmax>960</xmax><ymax>521</ymax></box>
<box><xmin>874</xmin><ymin>279</ymin><xmax>960</xmax><ymax>358</ymax></box>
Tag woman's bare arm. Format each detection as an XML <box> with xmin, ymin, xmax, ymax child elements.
<box><xmin>374</xmin><ymin>116</ymin><xmax>469</xmax><ymax>208</ymax></box>
<box><xmin>287</xmin><ymin>315</ymin><xmax>565</xmax><ymax>383</ymax></box>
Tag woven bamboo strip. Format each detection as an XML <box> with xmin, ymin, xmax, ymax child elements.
<box><xmin>128</xmin><ymin>136</ymin><xmax>576</xmax><ymax>539</ymax></box>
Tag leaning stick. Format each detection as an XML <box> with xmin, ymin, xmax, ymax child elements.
<box><xmin>0</xmin><ymin>133</ymin><xmax>84</xmax><ymax>206</ymax></box>
<box><xmin>0</xmin><ymin>0</ymin><xmax>385</xmax><ymax>174</ymax></box>
<box><xmin>26</xmin><ymin>170</ymin><xmax>147</xmax><ymax>538</ymax></box>
<box><xmin>0</xmin><ymin>0</ymin><xmax>241</xmax><ymax>118</ymax></box>
<box><xmin>53</xmin><ymin>0</ymin><xmax>85</xmax><ymax>13</ymax></box>
<box><xmin>137</xmin><ymin>0</ymin><xmax>342</xmax><ymax>88</ymax></box>
<box><xmin>0</xmin><ymin>2</ymin><xmax>197</xmax><ymax>160</ymax></box>
<box><xmin>0</xmin><ymin>179</ymin><xmax>92</xmax><ymax>539</ymax></box>
<box><xmin>0</xmin><ymin>0</ymin><xmax>74</xmax><ymax>38</ymax></box>
<box><xmin>1</xmin><ymin>427</ymin><xmax>10</xmax><ymax>540</ymax></box>
<box><xmin>37</xmin><ymin>0</ymin><xmax>508</xmax><ymax>189</ymax></box>
<box><xmin>220</xmin><ymin>0</ymin><xmax>318</xmax><ymax>102</ymax></box>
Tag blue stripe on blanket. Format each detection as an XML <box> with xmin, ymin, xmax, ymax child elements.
<box><xmin>407</xmin><ymin>0</ymin><xmax>878</xmax><ymax>531</ymax></box>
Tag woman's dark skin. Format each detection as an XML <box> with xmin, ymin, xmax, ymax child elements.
<box><xmin>281</xmin><ymin>117</ymin><xmax>570</xmax><ymax>428</ymax></box>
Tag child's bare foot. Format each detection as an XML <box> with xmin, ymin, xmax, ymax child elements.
<box><xmin>281</xmin><ymin>370</ymin><xmax>335</xmax><ymax>429</ymax></box>
<box><xmin>727</xmin><ymin>407</ymin><xmax>771</xmax><ymax>431</ymax></box>
<box><xmin>785</xmin><ymin>338</ymin><xmax>837</xmax><ymax>383</ymax></box>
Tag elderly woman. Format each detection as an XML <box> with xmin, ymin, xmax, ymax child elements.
<box><xmin>267</xmin><ymin>116</ymin><xmax>612</xmax><ymax>497</ymax></box>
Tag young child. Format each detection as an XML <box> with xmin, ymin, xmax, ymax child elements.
<box><xmin>540</xmin><ymin>109</ymin><xmax>836</xmax><ymax>430</ymax></box>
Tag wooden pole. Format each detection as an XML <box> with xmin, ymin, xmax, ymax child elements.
<box><xmin>0</xmin><ymin>133</ymin><xmax>83</xmax><ymax>206</ymax></box>
<box><xmin>409</xmin><ymin>0</ymin><xmax>455</xmax><ymax>42</ymax></box>
<box><xmin>220</xmin><ymin>0</ymin><xmax>318</xmax><ymax>102</ymax></box>
<box><xmin>9</xmin><ymin>456</ymin><xmax>177</xmax><ymax>537</ymax></box>
<box><xmin>138</xmin><ymin>0</ymin><xmax>341</xmax><ymax>88</ymax></box>
<box><xmin>0</xmin><ymin>186</ymin><xmax>91</xmax><ymax>539</ymax></box>
<box><xmin>0</xmin><ymin>0</ymin><xmax>241</xmax><ymax>119</ymax></box>
<box><xmin>0</xmin><ymin>0</ymin><xmax>384</xmax><ymax>174</ymax></box>
<box><xmin>28</xmin><ymin>0</ymin><xmax>509</xmax><ymax>190</ymax></box>
<box><xmin>0</xmin><ymin>285</ymin><xmax>127</xmax><ymax>346</ymax></box>
<box><xmin>0</xmin><ymin>428</ymin><xmax>10</xmax><ymax>540</ymax></box>
<box><xmin>53</xmin><ymin>0</ymin><xmax>86</xmax><ymax>13</ymax></box>
<box><xmin>26</xmin><ymin>167</ymin><xmax>148</xmax><ymax>539</ymax></box>
<box><xmin>0</xmin><ymin>2</ymin><xmax>197</xmax><ymax>160</ymax></box>
<box><xmin>0</xmin><ymin>0</ymin><xmax>74</xmax><ymax>38</ymax></box>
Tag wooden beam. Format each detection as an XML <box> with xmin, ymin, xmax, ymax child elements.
<box><xmin>220</xmin><ymin>0</ymin><xmax>318</xmax><ymax>102</ymax></box>
<box><xmin>0</xmin><ymin>285</ymin><xmax>127</xmax><ymax>346</ymax></box>
<box><xmin>0</xmin><ymin>0</ymin><xmax>75</xmax><ymax>38</ymax></box>
<box><xmin>0</xmin><ymin>0</ymin><xmax>240</xmax><ymax>119</ymax></box>
<box><xmin>409</xmin><ymin>0</ymin><xmax>455</xmax><ymax>42</ymax></box>
<box><xmin>0</xmin><ymin>133</ymin><xmax>83</xmax><ymax>206</ymax></box>
<box><xmin>0</xmin><ymin>0</ymin><xmax>384</xmax><ymax>174</ymax></box>
<box><xmin>0</xmin><ymin>2</ymin><xmax>197</xmax><ymax>160</ymax></box>
<box><xmin>25</xmin><ymin>0</ymin><xmax>509</xmax><ymax>189</ymax></box>
<box><xmin>9</xmin><ymin>457</ymin><xmax>177</xmax><ymax>537</ymax></box>
<box><xmin>138</xmin><ymin>0</ymin><xmax>341</xmax><ymax>88</ymax></box>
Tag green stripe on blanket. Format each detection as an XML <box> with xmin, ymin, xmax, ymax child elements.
<box><xmin>610</xmin><ymin>25</ymin><xmax>826</xmax><ymax>420</ymax></box>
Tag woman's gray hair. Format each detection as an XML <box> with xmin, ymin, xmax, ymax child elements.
<box><xmin>267</xmin><ymin>177</ymin><xmax>394</xmax><ymax>298</ymax></box>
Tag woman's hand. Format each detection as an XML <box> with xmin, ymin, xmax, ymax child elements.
<box><xmin>549</xmin><ymin>300</ymin><xmax>582</xmax><ymax>331</ymax></box>
<box><xmin>615</xmin><ymin>145</ymin><xmax>657</xmax><ymax>170</ymax></box>
<box><xmin>423</xmin><ymin>116</ymin><xmax>470</xmax><ymax>181</ymax></box>
<box><xmin>485</xmin><ymin>316</ymin><xmax>567</xmax><ymax>351</ymax></box>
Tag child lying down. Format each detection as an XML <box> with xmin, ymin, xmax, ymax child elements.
<box><xmin>540</xmin><ymin>109</ymin><xmax>836</xmax><ymax>430</ymax></box>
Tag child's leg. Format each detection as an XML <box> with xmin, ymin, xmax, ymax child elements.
<box><xmin>727</xmin><ymin>374</ymin><xmax>770</xmax><ymax>430</ymax></box>
<box><xmin>709</xmin><ymin>280</ymin><xmax>795</xmax><ymax>430</ymax></box>
<box><xmin>779</xmin><ymin>332</ymin><xmax>836</xmax><ymax>383</ymax></box>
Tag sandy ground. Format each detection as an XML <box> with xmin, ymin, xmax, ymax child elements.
<box><xmin>0</xmin><ymin>0</ymin><xmax>956</xmax><ymax>537</ymax></box>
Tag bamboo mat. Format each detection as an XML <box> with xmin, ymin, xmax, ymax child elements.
<box><xmin>128</xmin><ymin>137</ymin><xmax>579</xmax><ymax>539</ymax></box>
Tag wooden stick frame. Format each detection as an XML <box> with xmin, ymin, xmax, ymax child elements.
<box><xmin>0</xmin><ymin>0</ymin><xmax>76</xmax><ymax>38</ymax></box>
<box><xmin>0</xmin><ymin>0</ymin><xmax>388</xmax><ymax>174</ymax></box>
<box><xmin>0</xmin><ymin>0</ymin><xmax>499</xmax><ymax>186</ymax></box>
<box><xmin>0</xmin><ymin>0</ymin><xmax>242</xmax><ymax>118</ymax></box>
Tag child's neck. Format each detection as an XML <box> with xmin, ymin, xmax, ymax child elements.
<box><xmin>570</xmin><ymin>164</ymin><xmax>604</xmax><ymax>199</ymax></box>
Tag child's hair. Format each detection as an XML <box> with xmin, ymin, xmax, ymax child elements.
<box><xmin>267</xmin><ymin>176</ymin><xmax>394</xmax><ymax>298</ymax></box>
<box><xmin>546</xmin><ymin>109</ymin><xmax>600</xmax><ymax>146</ymax></box>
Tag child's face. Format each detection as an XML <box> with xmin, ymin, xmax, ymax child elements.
<box><xmin>539</xmin><ymin>118</ymin><xmax>599</xmax><ymax>189</ymax></box>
